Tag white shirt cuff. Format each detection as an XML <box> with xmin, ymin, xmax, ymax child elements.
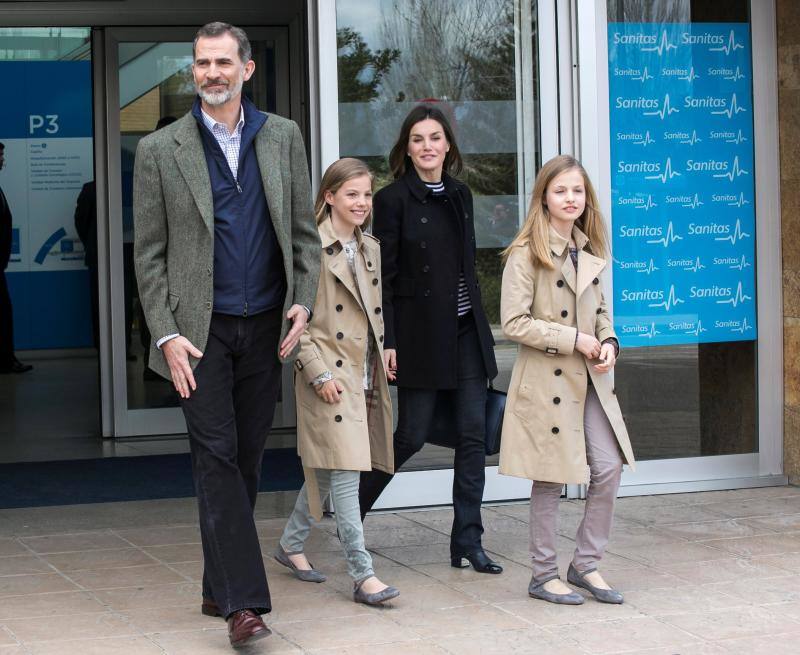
<box><xmin>156</xmin><ymin>333</ymin><xmax>180</xmax><ymax>349</ymax></box>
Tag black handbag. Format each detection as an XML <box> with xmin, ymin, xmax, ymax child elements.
<box><xmin>426</xmin><ymin>382</ymin><xmax>506</xmax><ymax>456</ymax></box>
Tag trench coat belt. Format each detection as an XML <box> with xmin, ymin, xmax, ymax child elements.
<box><xmin>303</xmin><ymin>466</ymin><xmax>324</xmax><ymax>521</ymax></box>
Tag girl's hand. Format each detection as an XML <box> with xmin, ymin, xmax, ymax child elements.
<box><xmin>575</xmin><ymin>332</ymin><xmax>601</xmax><ymax>359</ymax></box>
<box><xmin>315</xmin><ymin>379</ymin><xmax>344</xmax><ymax>404</ymax></box>
<box><xmin>593</xmin><ymin>342</ymin><xmax>617</xmax><ymax>373</ymax></box>
<box><xmin>384</xmin><ymin>348</ymin><xmax>397</xmax><ymax>382</ymax></box>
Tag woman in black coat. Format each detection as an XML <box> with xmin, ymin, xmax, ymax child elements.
<box><xmin>358</xmin><ymin>104</ymin><xmax>501</xmax><ymax>574</ymax></box>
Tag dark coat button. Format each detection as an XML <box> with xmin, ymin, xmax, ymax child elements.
<box><xmin>421</xmin><ymin>217</ymin><xmax>428</xmax><ymax>223</ymax></box>
<box><xmin>557</xmin><ymin>280</ymin><xmax>564</xmax><ymax>288</ymax></box>
<box><xmin>561</xmin><ymin>310</ymin><xmax>568</xmax><ymax>318</ymax></box>
<box><xmin>379</xmin><ymin>335</ymin><xmax>384</xmax><ymax>342</ymax></box>
<box><xmin>375</xmin><ymin>307</ymin><xmax>382</xmax><ymax>314</ymax></box>
<box><xmin>596</xmin><ymin>307</ymin><xmax>602</xmax><ymax>314</ymax></box>
<box><xmin>553</xmin><ymin>397</ymin><xmax>561</xmax><ymax>405</ymax></box>
<box><xmin>326</xmin><ymin>247</ymin><xmax>334</xmax><ymax>255</ymax></box>
<box><xmin>554</xmin><ymin>368</ymin><xmax>562</xmax><ymax>376</ymax></box>
<box><xmin>372</xmin><ymin>278</ymin><xmax>378</xmax><ymax>286</ymax></box>
<box><xmin>551</xmin><ymin>427</ymin><xmax>559</xmax><ymax>434</ymax></box>
<box><xmin>420</xmin><ymin>241</ymin><xmax>427</xmax><ymax>249</ymax></box>
<box><xmin>593</xmin><ymin>277</ymin><xmax>599</xmax><ymax>285</ymax></box>
<box><xmin>336</xmin><ymin>304</ymin><xmax>343</xmax><ymax>312</ymax></box>
<box><xmin>335</xmin><ymin>415</ymin><xmax>342</xmax><ymax>422</ymax></box>
<box><xmin>422</xmin><ymin>265</ymin><xmax>430</xmax><ymax>273</ymax></box>
<box><xmin>336</xmin><ymin>332</ymin><xmax>343</xmax><ymax>339</ymax></box>
<box><xmin>367</xmin><ymin>261</ymin><xmax>372</xmax><ymax>267</ymax></box>
<box><xmin>336</xmin><ymin>360</ymin><xmax>343</xmax><ymax>367</ymax></box>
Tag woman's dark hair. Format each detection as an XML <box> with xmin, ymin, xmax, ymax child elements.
<box><xmin>388</xmin><ymin>104</ymin><xmax>463</xmax><ymax>179</ymax></box>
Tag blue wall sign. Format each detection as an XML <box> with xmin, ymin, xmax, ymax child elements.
<box><xmin>608</xmin><ymin>23</ymin><xmax>757</xmax><ymax>347</ymax></box>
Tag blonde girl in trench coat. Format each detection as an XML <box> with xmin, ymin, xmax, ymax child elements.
<box><xmin>274</xmin><ymin>158</ymin><xmax>399</xmax><ymax>606</ymax></box>
<box><xmin>500</xmin><ymin>155</ymin><xmax>636</xmax><ymax>605</ymax></box>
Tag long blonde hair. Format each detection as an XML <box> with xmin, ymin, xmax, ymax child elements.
<box><xmin>314</xmin><ymin>158</ymin><xmax>374</xmax><ymax>226</ymax></box>
<box><xmin>502</xmin><ymin>155</ymin><xmax>609</xmax><ymax>268</ymax></box>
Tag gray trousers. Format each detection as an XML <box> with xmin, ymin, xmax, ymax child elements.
<box><xmin>280</xmin><ymin>469</ymin><xmax>374</xmax><ymax>583</ymax></box>
<box><xmin>529</xmin><ymin>385</ymin><xmax>623</xmax><ymax>579</ymax></box>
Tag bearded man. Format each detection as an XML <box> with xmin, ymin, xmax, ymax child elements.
<box><xmin>132</xmin><ymin>21</ymin><xmax>319</xmax><ymax>648</ymax></box>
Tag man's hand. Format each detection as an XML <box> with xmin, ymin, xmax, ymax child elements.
<box><xmin>162</xmin><ymin>337</ymin><xmax>203</xmax><ymax>399</ymax></box>
<box><xmin>575</xmin><ymin>332</ymin><xmax>601</xmax><ymax>359</ymax></box>
<box><xmin>315</xmin><ymin>379</ymin><xmax>344</xmax><ymax>404</ymax></box>
<box><xmin>280</xmin><ymin>304</ymin><xmax>309</xmax><ymax>358</ymax></box>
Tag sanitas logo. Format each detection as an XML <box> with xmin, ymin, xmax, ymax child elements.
<box><xmin>690</xmin><ymin>285</ymin><xmax>731</xmax><ymax>299</ymax></box>
<box><xmin>681</xmin><ymin>32</ymin><xmax>724</xmax><ymax>45</ymax></box>
<box><xmin>618</xmin><ymin>224</ymin><xmax>662</xmax><ymax>238</ymax></box>
<box><xmin>620</xmin><ymin>288</ymin><xmax>664</xmax><ymax>302</ymax></box>
<box><xmin>617</xmin><ymin>160</ymin><xmax>661</xmax><ymax>173</ymax></box>
<box><xmin>612</xmin><ymin>33</ymin><xmax>657</xmax><ymax>45</ymax></box>
<box><xmin>686</xmin><ymin>159</ymin><xmax>729</xmax><ymax>172</ymax></box>
<box><xmin>684</xmin><ymin>95</ymin><xmax>727</xmax><ymax>109</ymax></box>
<box><xmin>687</xmin><ymin>222</ymin><xmax>730</xmax><ymax>236</ymax></box>
<box><xmin>615</xmin><ymin>96</ymin><xmax>659</xmax><ymax>109</ymax></box>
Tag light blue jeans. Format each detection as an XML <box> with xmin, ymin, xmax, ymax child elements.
<box><xmin>280</xmin><ymin>469</ymin><xmax>374</xmax><ymax>583</ymax></box>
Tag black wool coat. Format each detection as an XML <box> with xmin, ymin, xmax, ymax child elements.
<box><xmin>373</xmin><ymin>168</ymin><xmax>498</xmax><ymax>389</ymax></box>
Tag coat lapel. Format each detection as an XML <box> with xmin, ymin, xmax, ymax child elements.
<box><xmin>576</xmin><ymin>250</ymin><xmax>606</xmax><ymax>298</ymax></box>
<box><xmin>255</xmin><ymin>127</ymin><xmax>286</xmax><ymax>251</ymax></box>
<box><xmin>173</xmin><ymin>117</ymin><xmax>214</xmax><ymax>234</ymax></box>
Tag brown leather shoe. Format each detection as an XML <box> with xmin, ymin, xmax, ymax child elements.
<box><xmin>227</xmin><ymin>609</ymin><xmax>271</xmax><ymax>648</ymax></box>
<box><xmin>201</xmin><ymin>598</ymin><xmax>221</xmax><ymax>617</ymax></box>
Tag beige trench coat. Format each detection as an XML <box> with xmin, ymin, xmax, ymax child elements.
<box><xmin>499</xmin><ymin>225</ymin><xmax>635</xmax><ymax>484</ymax></box>
<box><xmin>294</xmin><ymin>218</ymin><xmax>394</xmax><ymax>518</ymax></box>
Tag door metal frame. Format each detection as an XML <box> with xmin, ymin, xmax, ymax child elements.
<box><xmin>104</xmin><ymin>26</ymin><xmax>296</xmax><ymax>437</ymax></box>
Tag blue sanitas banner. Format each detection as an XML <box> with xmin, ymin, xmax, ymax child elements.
<box><xmin>608</xmin><ymin>23</ymin><xmax>756</xmax><ymax>347</ymax></box>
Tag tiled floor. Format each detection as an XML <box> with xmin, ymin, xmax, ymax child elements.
<box><xmin>1</xmin><ymin>485</ymin><xmax>800</xmax><ymax>653</ymax></box>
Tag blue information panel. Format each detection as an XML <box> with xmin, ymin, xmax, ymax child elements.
<box><xmin>0</xmin><ymin>61</ymin><xmax>94</xmax><ymax>349</ymax></box>
<box><xmin>608</xmin><ymin>23</ymin><xmax>756</xmax><ymax>347</ymax></box>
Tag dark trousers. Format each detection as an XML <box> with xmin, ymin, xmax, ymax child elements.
<box><xmin>180</xmin><ymin>309</ymin><xmax>283</xmax><ymax>617</ymax></box>
<box><xmin>359</xmin><ymin>316</ymin><xmax>488</xmax><ymax>557</ymax></box>
<box><xmin>0</xmin><ymin>271</ymin><xmax>14</xmax><ymax>367</ymax></box>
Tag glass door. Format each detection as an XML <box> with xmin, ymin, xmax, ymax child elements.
<box><xmin>104</xmin><ymin>26</ymin><xmax>296</xmax><ymax>436</ymax></box>
<box><xmin>315</xmin><ymin>1</ymin><xmax>558</xmax><ymax>507</ymax></box>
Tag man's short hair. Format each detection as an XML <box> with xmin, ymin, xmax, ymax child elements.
<box><xmin>193</xmin><ymin>22</ymin><xmax>252</xmax><ymax>64</ymax></box>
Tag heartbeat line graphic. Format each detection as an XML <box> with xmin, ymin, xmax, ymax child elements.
<box><xmin>724</xmin><ymin>66</ymin><xmax>746</xmax><ymax>81</ymax></box>
<box><xmin>634</xmin><ymin>131</ymin><xmax>655</xmax><ymax>146</ymax></box>
<box><xmin>685</xmin><ymin>320</ymin><xmax>708</xmax><ymax>337</ymax></box>
<box><xmin>678</xmin><ymin>67</ymin><xmax>699</xmax><ymax>82</ymax></box>
<box><xmin>680</xmin><ymin>130</ymin><xmax>702</xmax><ymax>145</ymax></box>
<box><xmin>729</xmin><ymin>255</ymin><xmax>751</xmax><ymax>271</ymax></box>
<box><xmin>711</xmin><ymin>93</ymin><xmax>746</xmax><ymax>119</ymax></box>
<box><xmin>732</xmin><ymin>316</ymin><xmax>754</xmax><ymax>334</ymax></box>
<box><xmin>633</xmin><ymin>67</ymin><xmax>654</xmax><ymax>82</ymax></box>
<box><xmin>713</xmin><ymin>156</ymin><xmax>749</xmax><ymax>181</ymax></box>
<box><xmin>727</xmin><ymin>192</ymin><xmax>750</xmax><ymax>207</ymax></box>
<box><xmin>714</xmin><ymin>219</ymin><xmax>751</xmax><ymax>244</ymax></box>
<box><xmin>649</xmin><ymin>285</ymin><xmax>684</xmax><ymax>311</ymax></box>
<box><xmin>638</xmin><ymin>323</ymin><xmax>661</xmax><ymax>339</ymax></box>
<box><xmin>635</xmin><ymin>195</ymin><xmax>658</xmax><ymax>211</ymax></box>
<box><xmin>645</xmin><ymin>157</ymin><xmax>682</xmax><ymax>183</ymax></box>
<box><xmin>682</xmin><ymin>193</ymin><xmax>703</xmax><ymax>209</ymax></box>
<box><xmin>647</xmin><ymin>221</ymin><xmax>683</xmax><ymax>247</ymax></box>
<box><xmin>725</xmin><ymin>129</ymin><xmax>748</xmax><ymax>144</ymax></box>
<box><xmin>716</xmin><ymin>282</ymin><xmax>752</xmax><ymax>307</ymax></box>
<box><xmin>642</xmin><ymin>30</ymin><xmax>678</xmax><ymax>56</ymax></box>
<box><xmin>636</xmin><ymin>259</ymin><xmax>660</xmax><ymax>275</ymax></box>
<box><xmin>643</xmin><ymin>94</ymin><xmax>679</xmax><ymax>120</ymax></box>
<box><xmin>710</xmin><ymin>30</ymin><xmax>745</xmax><ymax>56</ymax></box>
<box><xmin>683</xmin><ymin>257</ymin><xmax>705</xmax><ymax>272</ymax></box>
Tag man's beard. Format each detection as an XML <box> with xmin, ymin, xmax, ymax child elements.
<box><xmin>197</xmin><ymin>73</ymin><xmax>244</xmax><ymax>106</ymax></box>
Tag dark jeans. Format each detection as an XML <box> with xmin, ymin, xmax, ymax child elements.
<box><xmin>180</xmin><ymin>309</ymin><xmax>283</xmax><ymax>617</ymax></box>
<box><xmin>0</xmin><ymin>271</ymin><xmax>14</xmax><ymax>367</ymax></box>
<box><xmin>359</xmin><ymin>315</ymin><xmax>488</xmax><ymax>557</ymax></box>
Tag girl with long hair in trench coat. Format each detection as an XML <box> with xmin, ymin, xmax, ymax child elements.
<box><xmin>500</xmin><ymin>155</ymin><xmax>636</xmax><ymax>605</ymax></box>
<box><xmin>274</xmin><ymin>158</ymin><xmax>399</xmax><ymax>606</ymax></box>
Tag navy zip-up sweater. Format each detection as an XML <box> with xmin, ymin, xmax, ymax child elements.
<box><xmin>192</xmin><ymin>96</ymin><xmax>286</xmax><ymax>317</ymax></box>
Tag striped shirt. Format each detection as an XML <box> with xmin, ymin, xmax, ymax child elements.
<box><xmin>424</xmin><ymin>181</ymin><xmax>473</xmax><ymax>317</ymax></box>
<box><xmin>201</xmin><ymin>105</ymin><xmax>245</xmax><ymax>179</ymax></box>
